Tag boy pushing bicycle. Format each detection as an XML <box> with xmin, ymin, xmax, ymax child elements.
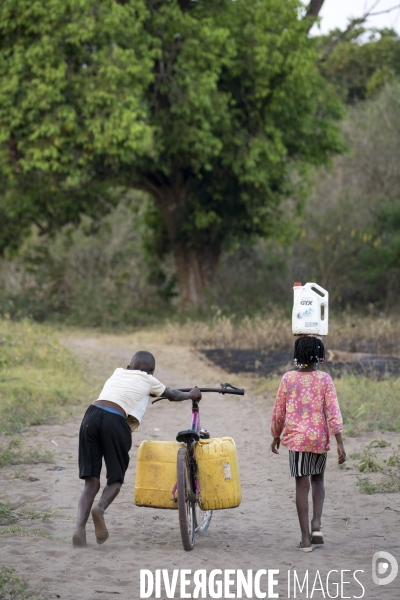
<box><xmin>73</xmin><ymin>350</ymin><xmax>201</xmax><ymax>548</ymax></box>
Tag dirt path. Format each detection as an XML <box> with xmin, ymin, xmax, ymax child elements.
<box><xmin>0</xmin><ymin>333</ymin><xmax>399</xmax><ymax>599</ymax></box>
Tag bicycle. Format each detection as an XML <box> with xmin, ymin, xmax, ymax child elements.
<box><xmin>152</xmin><ymin>383</ymin><xmax>245</xmax><ymax>551</ymax></box>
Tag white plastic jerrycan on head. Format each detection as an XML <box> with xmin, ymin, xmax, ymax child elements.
<box><xmin>292</xmin><ymin>282</ymin><xmax>329</xmax><ymax>336</ymax></box>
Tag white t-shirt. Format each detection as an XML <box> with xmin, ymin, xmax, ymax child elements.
<box><xmin>97</xmin><ymin>368</ymin><xmax>166</xmax><ymax>423</ymax></box>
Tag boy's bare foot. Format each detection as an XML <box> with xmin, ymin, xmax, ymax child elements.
<box><xmin>72</xmin><ymin>528</ymin><xmax>87</xmax><ymax>548</ymax></box>
<box><xmin>91</xmin><ymin>505</ymin><xmax>109</xmax><ymax>544</ymax></box>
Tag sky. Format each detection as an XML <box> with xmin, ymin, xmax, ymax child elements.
<box><xmin>310</xmin><ymin>0</ymin><xmax>400</xmax><ymax>35</ymax></box>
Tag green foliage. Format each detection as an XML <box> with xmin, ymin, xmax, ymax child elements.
<box><xmin>354</xmin><ymin>199</ymin><xmax>400</xmax><ymax>294</ymax></box>
<box><xmin>0</xmin><ymin>0</ymin><xmax>154</xmax><ymax>250</ymax></box>
<box><xmin>335</xmin><ymin>376</ymin><xmax>400</xmax><ymax>434</ymax></box>
<box><xmin>0</xmin><ymin>200</ymin><xmax>176</xmax><ymax>325</ymax></box>
<box><xmin>368</xmin><ymin>438</ymin><xmax>391</xmax><ymax>449</ymax></box>
<box><xmin>319</xmin><ymin>29</ymin><xmax>400</xmax><ymax>103</ymax></box>
<box><xmin>0</xmin><ymin>0</ymin><xmax>344</xmax><ymax>298</ymax></box>
<box><xmin>0</xmin><ymin>318</ymin><xmax>92</xmax><ymax>434</ymax></box>
<box><xmin>357</xmin><ymin>450</ymin><xmax>382</xmax><ymax>473</ymax></box>
<box><xmin>291</xmin><ymin>80</ymin><xmax>400</xmax><ymax>309</ymax></box>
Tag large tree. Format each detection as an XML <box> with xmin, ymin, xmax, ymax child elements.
<box><xmin>0</xmin><ymin>0</ymin><xmax>343</xmax><ymax>306</ymax></box>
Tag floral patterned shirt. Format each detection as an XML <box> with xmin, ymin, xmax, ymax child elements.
<box><xmin>271</xmin><ymin>370</ymin><xmax>343</xmax><ymax>453</ymax></box>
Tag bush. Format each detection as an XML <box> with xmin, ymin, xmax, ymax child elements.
<box><xmin>0</xmin><ymin>198</ymin><xmax>175</xmax><ymax>327</ymax></box>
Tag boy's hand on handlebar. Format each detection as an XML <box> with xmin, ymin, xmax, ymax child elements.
<box><xmin>162</xmin><ymin>386</ymin><xmax>201</xmax><ymax>402</ymax></box>
<box><xmin>271</xmin><ymin>437</ymin><xmax>280</xmax><ymax>454</ymax></box>
<box><xmin>190</xmin><ymin>386</ymin><xmax>202</xmax><ymax>402</ymax></box>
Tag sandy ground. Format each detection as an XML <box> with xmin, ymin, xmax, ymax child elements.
<box><xmin>0</xmin><ymin>333</ymin><xmax>399</xmax><ymax>600</ymax></box>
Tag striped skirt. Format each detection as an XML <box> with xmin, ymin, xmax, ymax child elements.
<box><xmin>289</xmin><ymin>451</ymin><xmax>327</xmax><ymax>477</ymax></box>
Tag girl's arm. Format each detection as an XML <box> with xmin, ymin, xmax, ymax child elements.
<box><xmin>270</xmin><ymin>375</ymin><xmax>287</xmax><ymax>453</ymax></box>
<box><xmin>335</xmin><ymin>432</ymin><xmax>346</xmax><ymax>464</ymax></box>
<box><xmin>325</xmin><ymin>376</ymin><xmax>343</xmax><ymax>435</ymax></box>
<box><xmin>325</xmin><ymin>376</ymin><xmax>346</xmax><ymax>463</ymax></box>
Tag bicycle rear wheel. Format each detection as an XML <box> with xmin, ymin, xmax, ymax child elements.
<box><xmin>177</xmin><ymin>447</ymin><xmax>195</xmax><ymax>551</ymax></box>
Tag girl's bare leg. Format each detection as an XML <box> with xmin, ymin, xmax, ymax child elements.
<box><xmin>311</xmin><ymin>472</ymin><xmax>325</xmax><ymax>531</ymax></box>
<box><xmin>73</xmin><ymin>476</ymin><xmax>100</xmax><ymax>547</ymax></box>
<box><xmin>295</xmin><ymin>475</ymin><xmax>311</xmax><ymax>547</ymax></box>
<box><xmin>91</xmin><ymin>481</ymin><xmax>122</xmax><ymax>544</ymax></box>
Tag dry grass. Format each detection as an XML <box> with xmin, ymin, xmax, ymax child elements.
<box><xmin>165</xmin><ymin>309</ymin><xmax>400</xmax><ymax>355</ymax></box>
<box><xmin>328</xmin><ymin>312</ymin><xmax>400</xmax><ymax>356</ymax></box>
<box><xmin>165</xmin><ymin>308</ymin><xmax>294</xmax><ymax>350</ymax></box>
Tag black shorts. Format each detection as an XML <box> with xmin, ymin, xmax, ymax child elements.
<box><xmin>78</xmin><ymin>405</ymin><xmax>132</xmax><ymax>485</ymax></box>
<box><xmin>289</xmin><ymin>451</ymin><xmax>327</xmax><ymax>477</ymax></box>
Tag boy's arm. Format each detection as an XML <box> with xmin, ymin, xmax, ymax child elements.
<box><xmin>162</xmin><ymin>386</ymin><xmax>202</xmax><ymax>402</ymax></box>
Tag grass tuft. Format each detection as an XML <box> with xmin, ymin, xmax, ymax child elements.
<box><xmin>0</xmin><ymin>565</ymin><xmax>46</xmax><ymax>599</ymax></box>
<box><xmin>0</xmin><ymin>438</ymin><xmax>53</xmax><ymax>468</ymax></box>
<box><xmin>354</xmin><ymin>444</ymin><xmax>400</xmax><ymax>494</ymax></box>
<box><xmin>357</xmin><ymin>476</ymin><xmax>400</xmax><ymax>494</ymax></box>
<box><xmin>0</xmin><ymin>526</ymin><xmax>64</xmax><ymax>543</ymax></box>
<box><xmin>0</xmin><ymin>502</ymin><xmax>18</xmax><ymax>526</ymax></box>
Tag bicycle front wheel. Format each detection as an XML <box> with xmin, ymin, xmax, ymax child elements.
<box><xmin>177</xmin><ymin>447</ymin><xmax>195</xmax><ymax>551</ymax></box>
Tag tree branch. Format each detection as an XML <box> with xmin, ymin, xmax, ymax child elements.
<box><xmin>132</xmin><ymin>171</ymin><xmax>171</xmax><ymax>201</ymax></box>
<box><xmin>304</xmin><ymin>0</ymin><xmax>325</xmax><ymax>33</ymax></box>
<box><xmin>306</xmin><ymin>0</ymin><xmax>325</xmax><ymax>17</ymax></box>
<box><xmin>33</xmin><ymin>219</ymin><xmax>53</xmax><ymax>236</ymax></box>
<box><xmin>319</xmin><ymin>18</ymin><xmax>366</xmax><ymax>62</ymax></box>
<box><xmin>319</xmin><ymin>3</ymin><xmax>400</xmax><ymax>62</ymax></box>
<box><xmin>369</xmin><ymin>3</ymin><xmax>400</xmax><ymax>17</ymax></box>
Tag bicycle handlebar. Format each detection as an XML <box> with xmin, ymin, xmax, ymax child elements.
<box><xmin>151</xmin><ymin>383</ymin><xmax>244</xmax><ymax>404</ymax></box>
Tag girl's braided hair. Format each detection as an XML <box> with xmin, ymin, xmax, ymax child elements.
<box><xmin>294</xmin><ymin>336</ymin><xmax>325</xmax><ymax>368</ymax></box>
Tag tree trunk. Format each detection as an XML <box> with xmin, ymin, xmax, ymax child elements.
<box><xmin>172</xmin><ymin>241</ymin><xmax>220</xmax><ymax>308</ymax></box>
<box><xmin>140</xmin><ymin>173</ymin><xmax>221</xmax><ymax>308</ymax></box>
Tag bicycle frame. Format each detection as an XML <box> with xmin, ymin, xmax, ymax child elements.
<box><xmin>152</xmin><ymin>383</ymin><xmax>244</xmax><ymax>549</ymax></box>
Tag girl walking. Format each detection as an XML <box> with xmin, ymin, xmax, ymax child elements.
<box><xmin>271</xmin><ymin>336</ymin><xmax>346</xmax><ymax>551</ymax></box>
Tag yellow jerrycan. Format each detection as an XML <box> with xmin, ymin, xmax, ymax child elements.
<box><xmin>195</xmin><ymin>437</ymin><xmax>242</xmax><ymax>510</ymax></box>
<box><xmin>134</xmin><ymin>440</ymin><xmax>183</xmax><ymax>509</ymax></box>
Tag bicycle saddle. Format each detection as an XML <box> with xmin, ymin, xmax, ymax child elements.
<box><xmin>176</xmin><ymin>429</ymin><xmax>200</xmax><ymax>443</ymax></box>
